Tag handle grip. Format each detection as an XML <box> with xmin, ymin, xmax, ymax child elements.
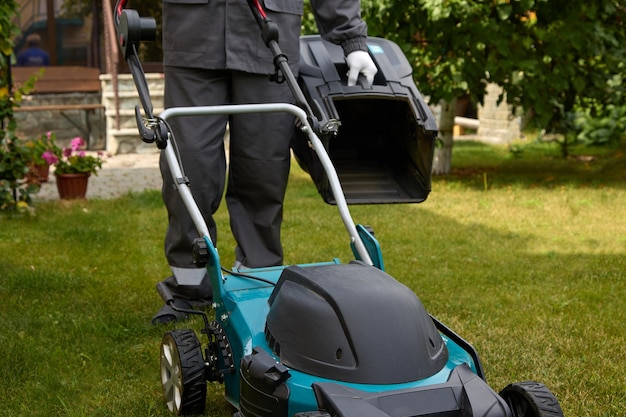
<box><xmin>156</xmin><ymin>282</ymin><xmax>175</xmax><ymax>305</ymax></box>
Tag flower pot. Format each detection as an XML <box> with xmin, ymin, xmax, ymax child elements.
<box><xmin>31</xmin><ymin>163</ymin><xmax>51</xmax><ymax>183</ymax></box>
<box><xmin>56</xmin><ymin>173</ymin><xmax>90</xmax><ymax>200</ymax></box>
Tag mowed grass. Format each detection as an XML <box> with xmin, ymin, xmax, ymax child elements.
<box><xmin>0</xmin><ymin>140</ymin><xmax>624</xmax><ymax>416</ymax></box>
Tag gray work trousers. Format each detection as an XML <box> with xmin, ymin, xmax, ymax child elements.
<box><xmin>161</xmin><ymin>66</ymin><xmax>294</xmax><ymax>272</ymax></box>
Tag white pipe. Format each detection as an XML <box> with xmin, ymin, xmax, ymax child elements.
<box><xmin>454</xmin><ymin>116</ymin><xmax>479</xmax><ymax>129</ymax></box>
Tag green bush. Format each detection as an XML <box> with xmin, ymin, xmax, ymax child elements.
<box><xmin>574</xmin><ymin>70</ymin><xmax>626</xmax><ymax>147</ymax></box>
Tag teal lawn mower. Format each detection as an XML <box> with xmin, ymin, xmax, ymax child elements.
<box><xmin>114</xmin><ymin>1</ymin><xmax>565</xmax><ymax>416</ymax></box>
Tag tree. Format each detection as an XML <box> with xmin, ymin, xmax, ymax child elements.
<box><xmin>359</xmin><ymin>0</ymin><xmax>626</xmax><ymax>173</ymax></box>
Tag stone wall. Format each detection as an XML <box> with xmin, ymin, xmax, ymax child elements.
<box><xmin>429</xmin><ymin>84</ymin><xmax>521</xmax><ymax>144</ymax></box>
<box><xmin>11</xmin><ymin>73</ymin><xmax>163</xmax><ymax>154</ymax></box>
<box><xmin>14</xmin><ymin>92</ymin><xmax>105</xmax><ymax>149</ymax></box>
<box><xmin>476</xmin><ymin>84</ymin><xmax>521</xmax><ymax>144</ymax></box>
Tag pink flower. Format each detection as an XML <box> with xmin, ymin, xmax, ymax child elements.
<box><xmin>70</xmin><ymin>137</ymin><xmax>85</xmax><ymax>151</ymax></box>
<box><xmin>41</xmin><ymin>150</ymin><xmax>59</xmax><ymax>165</ymax></box>
<box><xmin>51</xmin><ymin>135</ymin><xmax>104</xmax><ymax>175</ymax></box>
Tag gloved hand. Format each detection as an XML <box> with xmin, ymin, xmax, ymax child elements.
<box><xmin>346</xmin><ymin>50</ymin><xmax>377</xmax><ymax>87</ymax></box>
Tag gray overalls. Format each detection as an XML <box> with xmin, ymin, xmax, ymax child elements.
<box><xmin>160</xmin><ymin>0</ymin><xmax>368</xmax><ymax>283</ymax></box>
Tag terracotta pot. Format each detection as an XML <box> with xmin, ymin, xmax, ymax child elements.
<box><xmin>30</xmin><ymin>163</ymin><xmax>51</xmax><ymax>183</ymax></box>
<box><xmin>56</xmin><ymin>173</ymin><xmax>90</xmax><ymax>200</ymax></box>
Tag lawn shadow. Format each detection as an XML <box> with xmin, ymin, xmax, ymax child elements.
<box><xmin>439</xmin><ymin>140</ymin><xmax>626</xmax><ymax>191</ymax></box>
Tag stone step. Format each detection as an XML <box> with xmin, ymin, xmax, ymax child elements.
<box><xmin>99</xmin><ymin>74</ymin><xmax>164</xmax><ymax>93</ymax></box>
<box><xmin>107</xmin><ymin>128</ymin><xmax>155</xmax><ymax>154</ymax></box>
<box><xmin>101</xmin><ymin>73</ymin><xmax>166</xmax><ymax>153</ymax></box>
<box><xmin>104</xmin><ymin>107</ymin><xmax>165</xmax><ymax>118</ymax></box>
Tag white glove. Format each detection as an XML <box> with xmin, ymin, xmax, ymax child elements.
<box><xmin>346</xmin><ymin>50</ymin><xmax>377</xmax><ymax>87</ymax></box>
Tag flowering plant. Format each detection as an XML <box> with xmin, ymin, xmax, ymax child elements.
<box><xmin>26</xmin><ymin>131</ymin><xmax>61</xmax><ymax>166</ymax></box>
<box><xmin>46</xmin><ymin>137</ymin><xmax>105</xmax><ymax>176</ymax></box>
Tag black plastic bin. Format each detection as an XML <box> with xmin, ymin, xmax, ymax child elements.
<box><xmin>293</xmin><ymin>35</ymin><xmax>438</xmax><ymax>205</ymax></box>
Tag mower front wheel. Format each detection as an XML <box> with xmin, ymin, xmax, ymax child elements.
<box><xmin>499</xmin><ymin>381</ymin><xmax>564</xmax><ymax>417</ymax></box>
<box><xmin>160</xmin><ymin>329</ymin><xmax>207</xmax><ymax>416</ymax></box>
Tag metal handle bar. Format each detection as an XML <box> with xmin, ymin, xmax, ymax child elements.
<box><xmin>159</xmin><ymin>103</ymin><xmax>373</xmax><ymax>266</ymax></box>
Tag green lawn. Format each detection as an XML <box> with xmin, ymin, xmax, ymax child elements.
<box><xmin>1</xmin><ymin>140</ymin><xmax>624</xmax><ymax>416</ymax></box>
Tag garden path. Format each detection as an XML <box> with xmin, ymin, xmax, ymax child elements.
<box><xmin>34</xmin><ymin>151</ymin><xmax>161</xmax><ymax>200</ymax></box>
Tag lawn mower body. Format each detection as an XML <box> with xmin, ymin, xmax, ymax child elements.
<box><xmin>208</xmin><ymin>258</ymin><xmax>510</xmax><ymax>417</ymax></box>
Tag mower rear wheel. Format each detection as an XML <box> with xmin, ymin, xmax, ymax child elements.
<box><xmin>160</xmin><ymin>329</ymin><xmax>207</xmax><ymax>416</ymax></box>
<box><xmin>499</xmin><ymin>381</ymin><xmax>564</xmax><ymax>417</ymax></box>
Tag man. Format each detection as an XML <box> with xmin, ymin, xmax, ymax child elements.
<box><xmin>17</xmin><ymin>34</ymin><xmax>50</xmax><ymax>66</ymax></box>
<box><xmin>152</xmin><ymin>0</ymin><xmax>377</xmax><ymax>324</ymax></box>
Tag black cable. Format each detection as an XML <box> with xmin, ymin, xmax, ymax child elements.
<box><xmin>220</xmin><ymin>267</ymin><xmax>277</xmax><ymax>286</ymax></box>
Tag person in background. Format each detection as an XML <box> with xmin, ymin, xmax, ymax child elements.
<box><xmin>152</xmin><ymin>0</ymin><xmax>377</xmax><ymax>324</ymax></box>
<box><xmin>16</xmin><ymin>34</ymin><xmax>50</xmax><ymax>66</ymax></box>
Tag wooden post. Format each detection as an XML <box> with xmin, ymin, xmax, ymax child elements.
<box><xmin>46</xmin><ymin>0</ymin><xmax>57</xmax><ymax>65</ymax></box>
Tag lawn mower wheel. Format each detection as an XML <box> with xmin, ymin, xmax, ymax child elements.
<box><xmin>499</xmin><ymin>381</ymin><xmax>564</xmax><ymax>417</ymax></box>
<box><xmin>160</xmin><ymin>329</ymin><xmax>207</xmax><ymax>416</ymax></box>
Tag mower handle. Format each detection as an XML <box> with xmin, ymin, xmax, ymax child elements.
<box><xmin>156</xmin><ymin>281</ymin><xmax>175</xmax><ymax>305</ymax></box>
<box><xmin>159</xmin><ymin>103</ymin><xmax>373</xmax><ymax>266</ymax></box>
<box><xmin>245</xmin><ymin>0</ymin><xmax>338</xmax><ymax>137</ymax></box>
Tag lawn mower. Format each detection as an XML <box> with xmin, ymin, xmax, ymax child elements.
<box><xmin>114</xmin><ymin>1</ymin><xmax>565</xmax><ymax>416</ymax></box>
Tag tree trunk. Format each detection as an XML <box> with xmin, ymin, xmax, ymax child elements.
<box><xmin>432</xmin><ymin>98</ymin><xmax>457</xmax><ymax>175</ymax></box>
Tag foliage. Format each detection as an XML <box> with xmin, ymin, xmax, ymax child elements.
<box><xmin>0</xmin><ymin>0</ymin><xmax>42</xmax><ymax>213</ymax></box>
<box><xmin>0</xmin><ymin>113</ymin><xmax>42</xmax><ymax>212</ymax></box>
<box><xmin>51</xmin><ymin>137</ymin><xmax>105</xmax><ymax>175</ymax></box>
<box><xmin>359</xmin><ymin>0</ymin><xmax>626</xmax><ymax>141</ymax></box>
<box><xmin>0</xmin><ymin>0</ymin><xmax>19</xmax><ymax>63</ymax></box>
<box><xmin>0</xmin><ymin>0</ymin><xmax>20</xmax><ymax>129</ymax></box>
<box><xmin>489</xmin><ymin>1</ymin><xmax>625</xmax><ymax>140</ymax></box>
<box><xmin>0</xmin><ymin>132</ymin><xmax>30</xmax><ymax>185</ymax></box>
<box><xmin>24</xmin><ymin>131</ymin><xmax>61</xmax><ymax>166</ymax></box>
<box><xmin>573</xmin><ymin>67</ymin><xmax>626</xmax><ymax>147</ymax></box>
<box><xmin>0</xmin><ymin>139</ymin><xmax>39</xmax><ymax>213</ymax></box>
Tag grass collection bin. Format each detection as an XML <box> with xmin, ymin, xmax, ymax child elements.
<box><xmin>293</xmin><ymin>35</ymin><xmax>438</xmax><ymax>205</ymax></box>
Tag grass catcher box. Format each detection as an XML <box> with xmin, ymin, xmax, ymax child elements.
<box><xmin>293</xmin><ymin>35</ymin><xmax>438</xmax><ymax>205</ymax></box>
